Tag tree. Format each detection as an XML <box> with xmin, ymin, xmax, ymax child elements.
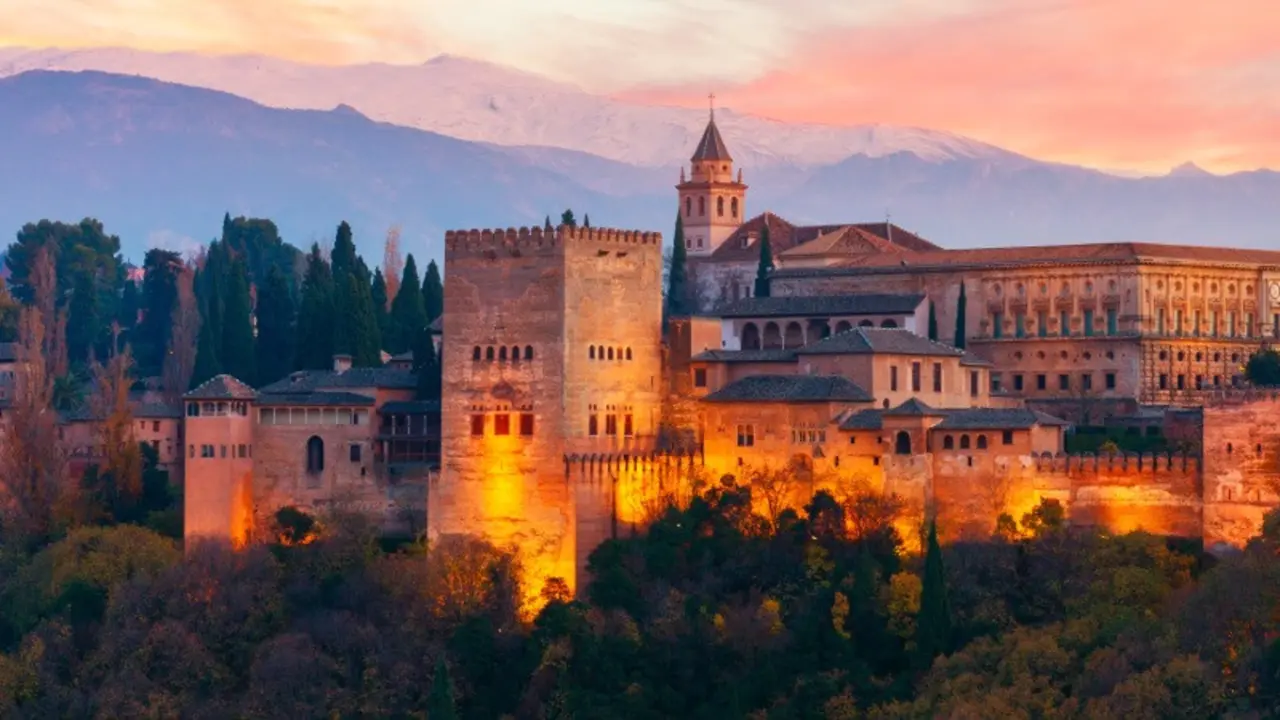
<box><xmin>954</xmin><ymin>281</ymin><xmax>967</xmax><ymax>349</ymax></box>
<box><xmin>429</xmin><ymin>657</ymin><xmax>459</xmax><ymax>720</ymax></box>
<box><xmin>753</xmin><ymin>222</ymin><xmax>774</xmax><ymax>298</ymax></box>
<box><xmin>118</xmin><ymin>277</ymin><xmax>139</xmax><ymax>337</ymax></box>
<box><xmin>137</xmin><ymin>249</ymin><xmax>183</xmax><ymax>375</ymax></box>
<box><xmin>583</xmin><ymin>213</ymin><xmax>591</xmax><ymax>228</ymax></box>
<box><xmin>221</xmin><ymin>258</ymin><xmax>256</xmax><ymax>383</ymax></box>
<box><xmin>382</xmin><ymin>226</ymin><xmax>402</xmax><ymax>305</ymax></box>
<box><xmin>161</xmin><ymin>266</ymin><xmax>199</xmax><ymax>401</ymax></box>
<box><xmin>916</xmin><ymin>521</ymin><xmax>953</xmax><ymax>660</ymax></box>
<box><xmin>388</xmin><ymin>255</ymin><xmax>426</xmax><ymax>354</ymax></box>
<box><xmin>295</xmin><ymin>244</ymin><xmax>336</xmax><ymax>370</ymax></box>
<box><xmin>330</xmin><ymin>221</ymin><xmax>358</xmax><ymax>282</ymax></box>
<box><xmin>928</xmin><ymin>300</ymin><xmax>939</xmax><ymax>342</ymax></box>
<box><xmin>1245</xmin><ymin>348</ymin><xmax>1280</xmax><ymax>386</ymax></box>
<box><xmin>666</xmin><ymin>212</ymin><xmax>689</xmax><ymax>320</ymax></box>
<box><xmin>544</xmin><ymin>215</ymin><xmax>553</xmax><ymax>231</ymax></box>
<box><xmin>422</xmin><ymin>259</ymin><xmax>444</xmax><ymax>324</ymax></box>
<box><xmin>190</xmin><ymin>268</ymin><xmax>222</xmax><ymax>390</ymax></box>
<box><xmin>333</xmin><ymin>271</ymin><xmax>382</xmax><ymax>367</ymax></box>
<box><xmin>0</xmin><ymin>277</ymin><xmax>20</xmax><ymax>342</ymax></box>
<box><xmin>255</xmin><ymin>265</ymin><xmax>296</xmax><ymax>386</ymax></box>
<box><xmin>561</xmin><ymin>209</ymin><xmax>576</xmax><ymax>228</ymax></box>
<box><xmin>372</xmin><ymin>268</ymin><xmax>392</xmax><ymax>350</ymax></box>
<box><xmin>86</xmin><ymin>347</ymin><xmax>144</xmax><ymax>523</ymax></box>
<box><xmin>66</xmin><ymin>273</ymin><xmax>99</xmax><ymax>364</ymax></box>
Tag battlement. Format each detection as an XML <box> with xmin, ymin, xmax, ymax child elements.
<box><xmin>444</xmin><ymin>225</ymin><xmax>662</xmax><ymax>259</ymax></box>
<box><xmin>1201</xmin><ymin>388</ymin><xmax>1280</xmax><ymax>408</ymax></box>
<box><xmin>1031</xmin><ymin>451</ymin><xmax>1200</xmax><ymax>477</ymax></box>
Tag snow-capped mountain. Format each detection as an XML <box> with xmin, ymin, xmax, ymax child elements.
<box><xmin>0</xmin><ymin>46</ymin><xmax>1024</xmax><ymax>170</ymax></box>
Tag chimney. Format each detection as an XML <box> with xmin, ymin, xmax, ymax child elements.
<box><xmin>332</xmin><ymin>354</ymin><xmax>352</xmax><ymax>373</ymax></box>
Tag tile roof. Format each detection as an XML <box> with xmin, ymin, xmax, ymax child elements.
<box><xmin>713</xmin><ymin>293</ymin><xmax>925</xmax><ymax>319</ymax></box>
<box><xmin>258</xmin><ymin>367</ymin><xmax>417</xmax><ymax>394</ymax></box>
<box><xmin>960</xmin><ymin>353</ymin><xmax>995</xmax><ymax>367</ymax></box>
<box><xmin>707</xmin><ymin>213</ymin><xmax>940</xmax><ymax>263</ymax></box>
<box><xmin>778</xmin><ymin>226</ymin><xmax>903</xmax><ymax>258</ymax></box>
<box><xmin>838</xmin><ymin>409</ymin><xmax>884</xmax><ymax>430</ymax></box>
<box><xmin>184</xmin><ymin>374</ymin><xmax>258</xmax><ymax>400</ymax></box>
<box><xmin>135</xmin><ymin>401</ymin><xmax>183</xmax><ymax>419</ymax></box>
<box><xmin>691</xmin><ymin>116</ymin><xmax>732</xmax><ymax>162</ymax></box>
<box><xmin>701</xmin><ymin>374</ymin><xmax>873</xmax><ymax>403</ymax></box>
<box><xmin>797</xmin><ymin>328</ymin><xmax>964</xmax><ymax>357</ymax></box>
<box><xmin>690</xmin><ymin>349</ymin><xmax>798</xmax><ymax>363</ymax></box>
<box><xmin>381</xmin><ymin>400</ymin><xmax>443</xmax><ymax>414</ymax></box>
<box><xmin>255</xmin><ymin>392</ymin><xmax>376</xmax><ymax>407</ymax></box>
<box><xmin>838</xmin><ymin>406</ymin><xmax>1069</xmax><ymax>431</ymax></box>
<box><xmin>885</xmin><ymin>398</ymin><xmax>943</xmax><ymax>416</ymax></box>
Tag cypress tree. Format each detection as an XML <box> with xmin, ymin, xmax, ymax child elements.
<box><xmin>294</xmin><ymin>244</ymin><xmax>336</xmax><ymax>370</ymax></box>
<box><xmin>560</xmin><ymin>209</ymin><xmax>576</xmax><ymax>228</ymax></box>
<box><xmin>255</xmin><ymin>265</ymin><xmax>296</xmax><ymax>386</ymax></box>
<box><xmin>198</xmin><ymin>241</ymin><xmax>230</xmax><ymax>356</ymax></box>
<box><xmin>119</xmin><ymin>278</ymin><xmax>139</xmax><ymax>335</ymax></box>
<box><xmin>371</xmin><ymin>267</ymin><xmax>392</xmax><ymax>351</ymax></box>
<box><xmin>544</xmin><ymin>216</ymin><xmax>553</xmax><ymax>232</ymax></box>
<box><xmin>221</xmin><ymin>258</ymin><xmax>256</xmax><ymax>383</ymax></box>
<box><xmin>753</xmin><ymin>222</ymin><xmax>774</xmax><ymax>298</ymax></box>
<box><xmin>389</xmin><ymin>255</ymin><xmax>426</xmax><ymax>354</ymax></box>
<box><xmin>583</xmin><ymin>213</ymin><xmax>591</xmax><ymax>228</ymax></box>
<box><xmin>333</xmin><ymin>271</ymin><xmax>382</xmax><ymax>367</ymax></box>
<box><xmin>928</xmin><ymin>300</ymin><xmax>939</xmax><ymax>341</ymax></box>
<box><xmin>422</xmin><ymin>259</ymin><xmax>444</xmax><ymax>324</ymax></box>
<box><xmin>191</xmin><ymin>271</ymin><xmax>221</xmax><ymax>388</ymax></box>
<box><xmin>666</xmin><ymin>212</ymin><xmax>688</xmax><ymax>319</ymax></box>
<box><xmin>67</xmin><ymin>273</ymin><xmax>99</xmax><ymax>364</ymax></box>
<box><xmin>331</xmin><ymin>221</ymin><xmax>357</xmax><ymax>282</ymax></box>
<box><xmin>428</xmin><ymin>656</ymin><xmax>458</xmax><ymax>720</ymax></box>
<box><xmin>916</xmin><ymin>521</ymin><xmax>953</xmax><ymax>660</ymax></box>
<box><xmin>954</xmin><ymin>281</ymin><xmax>967</xmax><ymax>349</ymax></box>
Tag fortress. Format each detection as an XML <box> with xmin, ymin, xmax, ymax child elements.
<box><xmin>22</xmin><ymin>110</ymin><xmax>1272</xmax><ymax>607</ymax></box>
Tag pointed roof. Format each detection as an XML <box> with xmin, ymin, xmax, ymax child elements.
<box><xmin>691</xmin><ymin>115</ymin><xmax>732</xmax><ymax>163</ymax></box>
<box><xmin>184</xmin><ymin>374</ymin><xmax>258</xmax><ymax>400</ymax></box>
<box><xmin>884</xmin><ymin>398</ymin><xmax>942</xmax><ymax>417</ymax></box>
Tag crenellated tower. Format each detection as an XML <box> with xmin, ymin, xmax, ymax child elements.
<box><xmin>677</xmin><ymin>102</ymin><xmax>747</xmax><ymax>257</ymax></box>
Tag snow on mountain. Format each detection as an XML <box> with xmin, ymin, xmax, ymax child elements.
<box><xmin>0</xmin><ymin>46</ymin><xmax>1024</xmax><ymax>169</ymax></box>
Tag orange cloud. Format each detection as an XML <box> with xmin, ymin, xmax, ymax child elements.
<box><xmin>620</xmin><ymin>0</ymin><xmax>1280</xmax><ymax>173</ymax></box>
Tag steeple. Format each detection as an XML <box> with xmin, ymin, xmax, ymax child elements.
<box><xmin>691</xmin><ymin>94</ymin><xmax>732</xmax><ymax>163</ymax></box>
<box><xmin>676</xmin><ymin>95</ymin><xmax>748</xmax><ymax>259</ymax></box>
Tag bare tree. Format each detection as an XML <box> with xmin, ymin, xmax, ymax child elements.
<box><xmin>162</xmin><ymin>265</ymin><xmax>199</xmax><ymax>401</ymax></box>
<box><xmin>0</xmin><ymin>307</ymin><xmax>71</xmax><ymax>544</ymax></box>
<box><xmin>382</xmin><ymin>225</ymin><xmax>403</xmax><ymax>306</ymax></box>
<box><xmin>89</xmin><ymin>345</ymin><xmax>142</xmax><ymax>505</ymax></box>
<box><xmin>747</xmin><ymin>464</ymin><xmax>801</xmax><ymax>532</ymax></box>
<box><xmin>28</xmin><ymin>246</ymin><xmax>68</xmax><ymax>378</ymax></box>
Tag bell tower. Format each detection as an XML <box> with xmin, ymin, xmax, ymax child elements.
<box><xmin>677</xmin><ymin>96</ymin><xmax>747</xmax><ymax>257</ymax></box>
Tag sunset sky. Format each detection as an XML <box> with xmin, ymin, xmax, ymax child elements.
<box><xmin>4</xmin><ymin>0</ymin><xmax>1277</xmax><ymax>173</ymax></box>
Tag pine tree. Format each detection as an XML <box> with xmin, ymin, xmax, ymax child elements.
<box><xmin>928</xmin><ymin>300</ymin><xmax>939</xmax><ymax>342</ymax></box>
<box><xmin>221</xmin><ymin>258</ymin><xmax>256</xmax><ymax>383</ymax></box>
<box><xmin>954</xmin><ymin>281</ymin><xmax>967</xmax><ymax>349</ymax></box>
<box><xmin>294</xmin><ymin>244</ymin><xmax>336</xmax><ymax>370</ymax></box>
<box><xmin>753</xmin><ymin>222</ymin><xmax>774</xmax><ymax>298</ymax></box>
<box><xmin>561</xmin><ymin>209</ymin><xmax>576</xmax><ymax>228</ymax></box>
<box><xmin>331</xmin><ymin>221</ymin><xmax>358</xmax><ymax>282</ymax></box>
<box><xmin>255</xmin><ymin>265</ymin><xmax>296</xmax><ymax>386</ymax></box>
<box><xmin>371</xmin><ymin>267</ymin><xmax>392</xmax><ymax>351</ymax></box>
<box><xmin>428</xmin><ymin>656</ymin><xmax>458</xmax><ymax>720</ymax></box>
<box><xmin>333</xmin><ymin>270</ymin><xmax>382</xmax><ymax>367</ymax></box>
<box><xmin>389</xmin><ymin>255</ymin><xmax>426</xmax><ymax>354</ymax></box>
<box><xmin>666</xmin><ymin>212</ymin><xmax>688</xmax><ymax>320</ymax></box>
<box><xmin>422</xmin><ymin>259</ymin><xmax>444</xmax><ymax>324</ymax></box>
<box><xmin>916</xmin><ymin>521</ymin><xmax>953</xmax><ymax>660</ymax></box>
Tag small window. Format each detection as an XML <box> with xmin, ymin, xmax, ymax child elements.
<box><xmin>470</xmin><ymin>414</ymin><xmax>485</xmax><ymax>437</ymax></box>
<box><xmin>519</xmin><ymin>413</ymin><xmax>535</xmax><ymax>436</ymax></box>
<box><xmin>943</xmin><ymin>435</ymin><xmax>954</xmax><ymax>450</ymax></box>
<box><xmin>960</xmin><ymin>435</ymin><xmax>971</xmax><ymax>449</ymax></box>
<box><xmin>472</xmin><ymin>346</ymin><xmax>481</xmax><ymax>361</ymax></box>
<box><xmin>510</xmin><ymin>345</ymin><xmax>519</xmax><ymax>363</ymax></box>
<box><xmin>237</xmin><ymin>443</ymin><xmax>246</xmax><ymax>458</ymax></box>
<box><xmin>188</xmin><ymin>444</ymin><xmax>194</xmax><ymax>458</ymax></box>
<box><xmin>494</xmin><ymin>414</ymin><xmax>511</xmax><ymax>436</ymax></box>
<box><xmin>525</xmin><ymin>345</ymin><xmax>534</xmax><ymax>360</ymax></box>
<box><xmin>1106</xmin><ymin>372</ymin><xmax>1116</xmax><ymax>390</ymax></box>
<box><xmin>890</xmin><ymin>366</ymin><xmax>899</xmax><ymax>392</ymax></box>
<box><xmin>485</xmin><ymin>346</ymin><xmax>495</xmax><ymax>361</ymax></box>
<box><xmin>625</xmin><ymin>347</ymin><xmax>633</xmax><ymax>360</ymax></box>
<box><xmin>187</xmin><ymin>403</ymin><xmax>200</xmax><ymax>417</ymax></box>
<box><xmin>607</xmin><ymin>347</ymin><xmax>614</xmax><ymax>360</ymax></box>
<box><xmin>1013</xmin><ymin>374</ymin><xmax>1024</xmax><ymax>392</ymax></box>
<box><xmin>152</xmin><ymin>421</ymin><xmax>160</xmax><ymax>432</ymax></box>
<box><xmin>589</xmin><ymin>346</ymin><xmax>596</xmax><ymax>360</ymax></box>
<box><xmin>499</xmin><ymin>346</ymin><xmax>508</xmax><ymax>361</ymax></box>
<box><xmin>694</xmin><ymin>368</ymin><xmax>707</xmax><ymax>388</ymax></box>
<box><xmin>736</xmin><ymin>424</ymin><xmax>755</xmax><ymax>447</ymax></box>
<box><xmin>911</xmin><ymin>362</ymin><xmax>922</xmax><ymax>392</ymax></box>
<box><xmin>932</xmin><ymin>363</ymin><xmax>942</xmax><ymax>392</ymax></box>
<box><xmin>220</xmin><ymin>445</ymin><xmax>227</xmax><ymax>458</ymax></box>
<box><xmin>976</xmin><ymin>435</ymin><xmax>988</xmax><ymax>450</ymax></box>
<box><xmin>624</xmin><ymin>414</ymin><xmax>634</xmax><ymax>437</ymax></box>
<box><xmin>306</xmin><ymin>436</ymin><xmax>324</xmax><ymax>474</ymax></box>
<box><xmin>349</xmin><ymin>444</ymin><xmax>362</xmax><ymax>463</ymax></box>
<box><xmin>969</xmin><ymin>371</ymin><xmax>979</xmax><ymax>397</ymax></box>
<box><xmin>1002</xmin><ymin>430</ymin><xmax>1014</xmax><ymax>445</ymax></box>
<box><xmin>605</xmin><ymin>414</ymin><xmax>618</xmax><ymax>436</ymax></box>
<box><xmin>588</xmin><ymin>414</ymin><xmax>599</xmax><ymax>436</ymax></box>
<box><xmin>1059</xmin><ymin>374</ymin><xmax>1070</xmax><ymax>391</ymax></box>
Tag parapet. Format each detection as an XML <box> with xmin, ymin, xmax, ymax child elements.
<box><xmin>1031</xmin><ymin>451</ymin><xmax>1200</xmax><ymax>477</ymax></box>
<box><xmin>444</xmin><ymin>225</ymin><xmax>662</xmax><ymax>260</ymax></box>
<box><xmin>1201</xmin><ymin>388</ymin><xmax>1280</xmax><ymax>409</ymax></box>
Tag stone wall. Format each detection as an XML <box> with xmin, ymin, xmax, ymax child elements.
<box><xmin>1202</xmin><ymin>396</ymin><xmax>1280</xmax><ymax>549</ymax></box>
<box><xmin>253</xmin><ymin>420</ymin><xmax>384</xmax><ymax>523</ymax></box>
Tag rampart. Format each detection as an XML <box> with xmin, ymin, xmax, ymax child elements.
<box><xmin>444</xmin><ymin>225</ymin><xmax>662</xmax><ymax>258</ymax></box>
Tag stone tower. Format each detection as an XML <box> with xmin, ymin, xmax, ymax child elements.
<box><xmin>182</xmin><ymin>375</ymin><xmax>257</xmax><ymax>548</ymax></box>
<box><xmin>431</xmin><ymin>225</ymin><xmax>664</xmax><ymax>606</ymax></box>
<box><xmin>677</xmin><ymin>106</ymin><xmax>747</xmax><ymax>257</ymax></box>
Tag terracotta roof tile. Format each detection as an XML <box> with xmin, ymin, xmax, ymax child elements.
<box><xmin>184</xmin><ymin>374</ymin><xmax>257</xmax><ymax>400</ymax></box>
<box><xmin>702</xmin><ymin>375</ymin><xmax>873</xmax><ymax>403</ymax></box>
<box><xmin>708</xmin><ymin>213</ymin><xmax>938</xmax><ymax>263</ymax></box>
<box><xmin>690</xmin><ymin>349</ymin><xmax>798</xmax><ymax>363</ymax></box>
<box><xmin>797</xmin><ymin>327</ymin><xmax>964</xmax><ymax>357</ymax></box>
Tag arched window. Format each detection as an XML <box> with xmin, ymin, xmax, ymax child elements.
<box><xmin>717</xmin><ymin>196</ymin><xmax>724</xmax><ymax>217</ymax></box>
<box><xmin>762</xmin><ymin>322</ymin><xmax>783</xmax><ymax>349</ymax></box>
<box><xmin>858</xmin><ymin>320</ymin><xmax>875</xmax><ymax>328</ymax></box>
<box><xmin>499</xmin><ymin>346</ymin><xmax>508</xmax><ymax>361</ymax></box>
<box><xmin>472</xmin><ymin>346</ymin><xmax>481</xmax><ymax>361</ymax></box>
<box><xmin>977</xmin><ymin>435</ymin><xmax>988</xmax><ymax>449</ymax></box>
<box><xmin>698</xmin><ymin>196</ymin><xmax>706</xmax><ymax>216</ymax></box>
<box><xmin>589</xmin><ymin>346</ymin><xmax>596</xmax><ymax>360</ymax></box>
<box><xmin>1227</xmin><ymin>443</ymin><xmax>1234</xmax><ymax>454</ymax></box>
<box><xmin>960</xmin><ymin>435</ymin><xmax>971</xmax><ymax>449</ymax></box>
<box><xmin>625</xmin><ymin>347</ymin><xmax>632</xmax><ymax>360</ymax></box>
<box><xmin>835</xmin><ymin>320</ymin><xmax>852</xmax><ymax>334</ymax></box>
<box><xmin>306</xmin><ymin>436</ymin><xmax>325</xmax><ymax>474</ymax></box>
<box><xmin>741</xmin><ymin>322</ymin><xmax>761</xmax><ymax>350</ymax></box>
<box><xmin>524</xmin><ymin>345</ymin><xmax>534</xmax><ymax>360</ymax></box>
<box><xmin>607</xmin><ymin>347</ymin><xmax>615</xmax><ymax>360</ymax></box>
<box><xmin>485</xmin><ymin>346</ymin><xmax>495</xmax><ymax>361</ymax></box>
<box><xmin>895</xmin><ymin>431</ymin><xmax>912</xmax><ymax>455</ymax></box>
<box><xmin>510</xmin><ymin>345</ymin><xmax>520</xmax><ymax>362</ymax></box>
<box><xmin>731</xmin><ymin>197</ymin><xmax>739</xmax><ymax>218</ymax></box>
<box><xmin>685</xmin><ymin>197</ymin><xmax>692</xmax><ymax>217</ymax></box>
<box><xmin>880</xmin><ymin>319</ymin><xmax>898</xmax><ymax>328</ymax></box>
<box><xmin>783</xmin><ymin>321</ymin><xmax>804</xmax><ymax>348</ymax></box>
<box><xmin>943</xmin><ymin>435</ymin><xmax>954</xmax><ymax>449</ymax></box>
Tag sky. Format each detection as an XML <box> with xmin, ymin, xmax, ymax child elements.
<box><xmin>3</xmin><ymin>0</ymin><xmax>1278</xmax><ymax>173</ymax></box>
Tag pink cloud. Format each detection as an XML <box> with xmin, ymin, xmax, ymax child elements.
<box><xmin>620</xmin><ymin>0</ymin><xmax>1280</xmax><ymax>172</ymax></box>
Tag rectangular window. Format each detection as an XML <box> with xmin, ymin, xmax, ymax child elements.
<box><xmin>1013</xmin><ymin>374</ymin><xmax>1024</xmax><ymax>392</ymax></box>
<box><xmin>589</xmin><ymin>414</ymin><xmax>599</xmax><ymax>436</ymax></box>
<box><xmin>624</xmin><ymin>414</ymin><xmax>634</xmax><ymax>437</ymax></box>
<box><xmin>736</xmin><ymin>424</ymin><xmax>755</xmax><ymax>447</ymax></box>
<box><xmin>470</xmin><ymin>414</ymin><xmax>485</xmax><ymax>437</ymax></box>
<box><xmin>1083</xmin><ymin>309</ymin><xmax>1094</xmax><ymax>337</ymax></box>
<box><xmin>1194</xmin><ymin>310</ymin><xmax>1202</xmax><ymax>337</ymax></box>
<box><xmin>188</xmin><ymin>444</ymin><xmax>194</xmax><ymax>459</ymax></box>
<box><xmin>1037</xmin><ymin>311</ymin><xmax>1047</xmax><ymax>338</ymax></box>
<box><xmin>1002</xmin><ymin>430</ymin><xmax>1014</xmax><ymax>445</ymax></box>
<box><xmin>349</xmin><ymin>444</ymin><xmax>362</xmax><ymax>463</ymax></box>
<box><xmin>1060</xmin><ymin>310</ymin><xmax>1071</xmax><ymax>337</ymax></box>
<box><xmin>1106</xmin><ymin>308</ymin><xmax>1118</xmax><ymax>335</ymax></box>
<box><xmin>1156</xmin><ymin>307</ymin><xmax>1166</xmax><ymax>335</ymax></box>
<box><xmin>992</xmin><ymin>312</ymin><xmax>1004</xmax><ymax>339</ymax></box>
<box><xmin>1177</xmin><ymin>374</ymin><xmax>1186</xmax><ymax>390</ymax></box>
<box><xmin>693</xmin><ymin>368</ymin><xmax>707</xmax><ymax>388</ymax></box>
<box><xmin>991</xmin><ymin>374</ymin><xmax>1002</xmax><ymax>393</ymax></box>
<box><xmin>237</xmin><ymin>443</ymin><xmax>246</xmax><ymax>458</ymax></box>
<box><xmin>890</xmin><ymin>366</ymin><xmax>899</xmax><ymax>392</ymax></box>
<box><xmin>1228</xmin><ymin>311</ymin><xmax>1237</xmax><ymax>337</ymax></box>
<box><xmin>1211</xmin><ymin>310</ymin><xmax>1219</xmax><ymax>337</ymax></box>
<box><xmin>1159</xmin><ymin>374</ymin><xmax>1169</xmax><ymax>390</ymax></box>
<box><xmin>605</xmin><ymin>414</ymin><xmax>618</xmax><ymax>436</ymax></box>
<box><xmin>220</xmin><ymin>445</ymin><xmax>226</xmax><ymax>458</ymax></box>
<box><xmin>969</xmin><ymin>371</ymin><xmax>979</xmax><ymax>397</ymax></box>
<box><xmin>519</xmin><ymin>413</ymin><xmax>535</xmax><ymax>436</ymax></box>
<box><xmin>1175</xmin><ymin>309</ymin><xmax>1184</xmax><ymax>336</ymax></box>
<box><xmin>911</xmin><ymin>362</ymin><xmax>922</xmax><ymax>392</ymax></box>
<box><xmin>932</xmin><ymin>363</ymin><xmax>942</xmax><ymax>392</ymax></box>
<box><xmin>152</xmin><ymin>421</ymin><xmax>160</xmax><ymax>432</ymax></box>
<box><xmin>1246</xmin><ymin>312</ymin><xmax>1254</xmax><ymax>337</ymax></box>
<box><xmin>1196</xmin><ymin>375</ymin><xmax>1204</xmax><ymax>390</ymax></box>
<box><xmin>1081</xmin><ymin>373</ymin><xmax>1093</xmax><ymax>391</ymax></box>
<box><xmin>1015</xmin><ymin>313</ymin><xmax>1025</xmax><ymax>338</ymax></box>
<box><xmin>494</xmin><ymin>414</ymin><xmax>511</xmax><ymax>436</ymax></box>
<box><xmin>1059</xmin><ymin>374</ymin><xmax>1070</xmax><ymax>391</ymax></box>
<box><xmin>1036</xmin><ymin>374</ymin><xmax>1047</xmax><ymax>390</ymax></box>
<box><xmin>1105</xmin><ymin>372</ymin><xmax>1116</xmax><ymax>390</ymax></box>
